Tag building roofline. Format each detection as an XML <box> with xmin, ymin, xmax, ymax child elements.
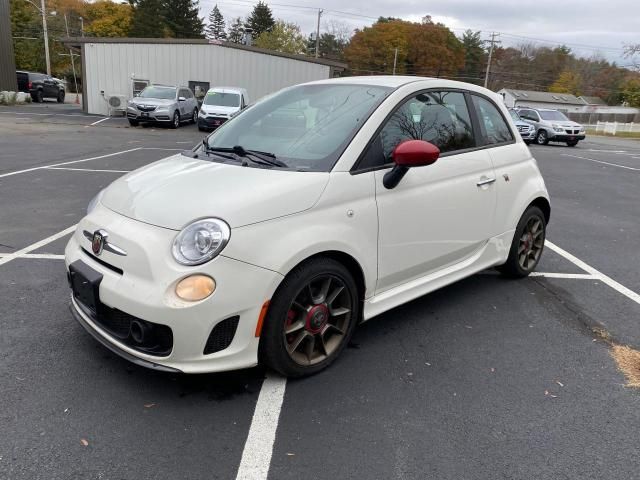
<box><xmin>61</xmin><ymin>37</ymin><xmax>347</xmax><ymax>69</ymax></box>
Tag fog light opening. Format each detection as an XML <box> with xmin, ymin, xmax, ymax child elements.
<box><xmin>176</xmin><ymin>275</ymin><xmax>216</xmax><ymax>301</ymax></box>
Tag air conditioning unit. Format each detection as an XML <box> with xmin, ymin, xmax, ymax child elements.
<box><xmin>107</xmin><ymin>94</ymin><xmax>128</xmax><ymax>116</ymax></box>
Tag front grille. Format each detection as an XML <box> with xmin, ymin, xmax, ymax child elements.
<box><xmin>517</xmin><ymin>125</ymin><xmax>528</xmax><ymax>133</ymax></box>
<box><xmin>137</xmin><ymin>105</ymin><xmax>157</xmax><ymax>112</ymax></box>
<box><xmin>203</xmin><ymin>316</ymin><xmax>239</xmax><ymax>354</ymax></box>
<box><xmin>78</xmin><ymin>300</ymin><xmax>173</xmax><ymax>356</ymax></box>
<box><xmin>81</xmin><ymin>248</ymin><xmax>123</xmax><ymax>275</ymax></box>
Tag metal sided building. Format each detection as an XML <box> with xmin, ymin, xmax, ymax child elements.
<box><xmin>63</xmin><ymin>38</ymin><xmax>346</xmax><ymax>116</ymax></box>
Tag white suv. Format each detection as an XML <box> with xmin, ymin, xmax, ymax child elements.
<box><xmin>66</xmin><ymin>77</ymin><xmax>550</xmax><ymax>377</ymax></box>
<box><xmin>517</xmin><ymin>108</ymin><xmax>586</xmax><ymax>147</ymax></box>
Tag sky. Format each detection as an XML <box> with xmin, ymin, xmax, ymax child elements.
<box><xmin>199</xmin><ymin>0</ymin><xmax>639</xmax><ymax>66</ymax></box>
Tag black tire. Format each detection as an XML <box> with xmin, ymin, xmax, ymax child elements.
<box><xmin>536</xmin><ymin>130</ymin><xmax>549</xmax><ymax>145</ymax></box>
<box><xmin>198</xmin><ymin>126</ymin><xmax>207</xmax><ymax>132</ymax></box>
<box><xmin>498</xmin><ymin>206</ymin><xmax>546</xmax><ymax>278</ymax></box>
<box><xmin>259</xmin><ymin>257</ymin><xmax>360</xmax><ymax>377</ymax></box>
<box><xmin>170</xmin><ymin>111</ymin><xmax>180</xmax><ymax>129</ymax></box>
<box><xmin>524</xmin><ymin>140</ymin><xmax>531</xmax><ymax>145</ymax></box>
<box><xmin>191</xmin><ymin>108</ymin><xmax>198</xmax><ymax>124</ymax></box>
<box><xmin>128</xmin><ymin>119</ymin><xmax>139</xmax><ymax>127</ymax></box>
<box><xmin>34</xmin><ymin>90</ymin><xmax>43</xmax><ymax>103</ymax></box>
<box><xmin>57</xmin><ymin>91</ymin><xmax>65</xmax><ymax>103</ymax></box>
<box><xmin>566</xmin><ymin>140</ymin><xmax>578</xmax><ymax>147</ymax></box>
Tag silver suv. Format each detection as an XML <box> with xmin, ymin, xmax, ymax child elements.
<box><xmin>516</xmin><ymin>108</ymin><xmax>585</xmax><ymax>147</ymax></box>
<box><xmin>127</xmin><ymin>85</ymin><xmax>199</xmax><ymax>128</ymax></box>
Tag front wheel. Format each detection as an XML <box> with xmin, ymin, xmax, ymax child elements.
<box><xmin>536</xmin><ymin>130</ymin><xmax>549</xmax><ymax>145</ymax></box>
<box><xmin>191</xmin><ymin>108</ymin><xmax>198</xmax><ymax>124</ymax></box>
<box><xmin>128</xmin><ymin>119</ymin><xmax>139</xmax><ymax>127</ymax></box>
<box><xmin>498</xmin><ymin>206</ymin><xmax>546</xmax><ymax>278</ymax></box>
<box><xmin>259</xmin><ymin>258</ymin><xmax>360</xmax><ymax>377</ymax></box>
<box><xmin>170</xmin><ymin>111</ymin><xmax>180</xmax><ymax>129</ymax></box>
<box><xmin>57</xmin><ymin>91</ymin><xmax>65</xmax><ymax>103</ymax></box>
<box><xmin>566</xmin><ymin>140</ymin><xmax>578</xmax><ymax>147</ymax></box>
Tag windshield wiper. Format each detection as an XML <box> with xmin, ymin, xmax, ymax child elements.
<box><xmin>201</xmin><ymin>141</ymin><xmax>237</xmax><ymax>161</ymax></box>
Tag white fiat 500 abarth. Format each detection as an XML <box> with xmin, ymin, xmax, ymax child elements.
<box><xmin>66</xmin><ymin>76</ymin><xmax>550</xmax><ymax>377</ymax></box>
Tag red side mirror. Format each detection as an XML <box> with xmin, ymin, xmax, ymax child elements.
<box><xmin>392</xmin><ymin>140</ymin><xmax>440</xmax><ymax>167</ymax></box>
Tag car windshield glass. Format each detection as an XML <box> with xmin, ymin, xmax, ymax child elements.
<box><xmin>509</xmin><ymin>110</ymin><xmax>521</xmax><ymax>121</ymax></box>
<box><xmin>540</xmin><ymin>110</ymin><xmax>569</xmax><ymax>121</ymax></box>
<box><xmin>139</xmin><ymin>86</ymin><xmax>176</xmax><ymax>99</ymax></box>
<box><xmin>204</xmin><ymin>92</ymin><xmax>240</xmax><ymax>107</ymax></box>
<box><xmin>205</xmin><ymin>84</ymin><xmax>391</xmax><ymax>171</ymax></box>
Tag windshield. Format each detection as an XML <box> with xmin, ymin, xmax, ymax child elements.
<box><xmin>204</xmin><ymin>92</ymin><xmax>240</xmax><ymax>107</ymax></box>
<box><xmin>509</xmin><ymin>110</ymin><xmax>521</xmax><ymax>121</ymax></box>
<box><xmin>540</xmin><ymin>110</ymin><xmax>569</xmax><ymax>121</ymax></box>
<box><xmin>139</xmin><ymin>86</ymin><xmax>176</xmax><ymax>99</ymax></box>
<box><xmin>205</xmin><ymin>83</ymin><xmax>391</xmax><ymax>171</ymax></box>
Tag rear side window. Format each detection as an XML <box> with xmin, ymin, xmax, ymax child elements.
<box><xmin>472</xmin><ymin>96</ymin><xmax>514</xmax><ymax>145</ymax></box>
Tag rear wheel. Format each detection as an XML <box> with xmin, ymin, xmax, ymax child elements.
<box><xmin>498</xmin><ymin>206</ymin><xmax>546</xmax><ymax>278</ymax></box>
<box><xmin>536</xmin><ymin>130</ymin><xmax>549</xmax><ymax>145</ymax></box>
<box><xmin>34</xmin><ymin>90</ymin><xmax>43</xmax><ymax>103</ymax></box>
<box><xmin>260</xmin><ymin>258</ymin><xmax>360</xmax><ymax>377</ymax></box>
<box><xmin>170</xmin><ymin>111</ymin><xmax>180</xmax><ymax>129</ymax></box>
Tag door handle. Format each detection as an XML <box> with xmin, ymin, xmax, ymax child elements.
<box><xmin>476</xmin><ymin>177</ymin><xmax>496</xmax><ymax>187</ymax></box>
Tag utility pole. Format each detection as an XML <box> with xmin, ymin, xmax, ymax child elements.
<box><xmin>392</xmin><ymin>47</ymin><xmax>398</xmax><ymax>75</ymax></box>
<box><xmin>484</xmin><ymin>31</ymin><xmax>500</xmax><ymax>89</ymax></box>
<box><xmin>315</xmin><ymin>9</ymin><xmax>322</xmax><ymax>58</ymax></box>
<box><xmin>63</xmin><ymin>14</ymin><xmax>79</xmax><ymax>101</ymax></box>
<box><xmin>80</xmin><ymin>16</ymin><xmax>84</xmax><ymax>37</ymax></box>
<box><xmin>40</xmin><ymin>0</ymin><xmax>51</xmax><ymax>75</ymax></box>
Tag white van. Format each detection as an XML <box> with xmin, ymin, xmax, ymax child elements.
<box><xmin>197</xmin><ymin>87</ymin><xmax>249</xmax><ymax>131</ymax></box>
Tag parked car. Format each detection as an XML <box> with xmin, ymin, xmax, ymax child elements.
<box><xmin>509</xmin><ymin>109</ymin><xmax>535</xmax><ymax>144</ymax></box>
<box><xmin>516</xmin><ymin>107</ymin><xmax>585</xmax><ymax>146</ymax></box>
<box><xmin>16</xmin><ymin>71</ymin><xmax>65</xmax><ymax>103</ymax></box>
<box><xmin>198</xmin><ymin>87</ymin><xmax>249</xmax><ymax>131</ymax></box>
<box><xmin>66</xmin><ymin>77</ymin><xmax>550</xmax><ymax>377</ymax></box>
<box><xmin>126</xmin><ymin>85</ymin><xmax>199</xmax><ymax>128</ymax></box>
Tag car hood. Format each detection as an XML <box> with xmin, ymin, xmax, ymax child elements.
<box><xmin>514</xmin><ymin>120</ymin><xmax>533</xmax><ymax>128</ymax></box>
<box><xmin>200</xmin><ymin>104</ymin><xmax>239</xmax><ymax>115</ymax></box>
<box><xmin>100</xmin><ymin>154</ymin><xmax>329</xmax><ymax>230</ymax></box>
<box><xmin>131</xmin><ymin>98</ymin><xmax>175</xmax><ymax>107</ymax></box>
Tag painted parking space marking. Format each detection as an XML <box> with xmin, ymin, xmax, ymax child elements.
<box><xmin>46</xmin><ymin>167</ymin><xmax>131</xmax><ymax>173</ymax></box>
<box><xmin>235</xmin><ymin>372</ymin><xmax>287</xmax><ymax>480</ymax></box>
<box><xmin>0</xmin><ymin>226</ymin><xmax>75</xmax><ymax>267</ymax></box>
<box><xmin>529</xmin><ymin>272</ymin><xmax>596</xmax><ymax>279</ymax></box>
<box><xmin>0</xmin><ymin>253</ymin><xmax>65</xmax><ymax>260</ymax></box>
<box><xmin>546</xmin><ymin>241</ymin><xmax>640</xmax><ymax>306</ymax></box>
<box><xmin>87</xmin><ymin>117</ymin><xmax>111</xmax><ymax>127</ymax></box>
<box><xmin>0</xmin><ymin>148</ymin><xmax>142</xmax><ymax>179</ymax></box>
<box><xmin>562</xmin><ymin>154</ymin><xmax>640</xmax><ymax>171</ymax></box>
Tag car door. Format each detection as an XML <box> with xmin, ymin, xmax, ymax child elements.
<box><xmin>178</xmin><ymin>89</ymin><xmax>189</xmax><ymax>118</ymax></box>
<box><xmin>369</xmin><ymin>90</ymin><xmax>498</xmax><ymax>294</ymax></box>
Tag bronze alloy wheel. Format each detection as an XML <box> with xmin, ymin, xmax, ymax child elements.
<box><xmin>283</xmin><ymin>274</ymin><xmax>352</xmax><ymax>366</ymax></box>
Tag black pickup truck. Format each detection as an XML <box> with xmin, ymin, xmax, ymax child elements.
<box><xmin>16</xmin><ymin>71</ymin><xmax>65</xmax><ymax>103</ymax></box>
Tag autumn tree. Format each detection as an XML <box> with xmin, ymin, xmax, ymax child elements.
<box><xmin>344</xmin><ymin>17</ymin><xmax>464</xmax><ymax>77</ymax></box>
<box><xmin>84</xmin><ymin>1</ymin><xmax>133</xmax><ymax>37</ymax></box>
<box><xmin>550</xmin><ymin>70</ymin><xmax>583</xmax><ymax>95</ymax></box>
<box><xmin>247</xmin><ymin>1</ymin><xmax>274</xmax><ymax>39</ymax></box>
<box><xmin>205</xmin><ymin>4</ymin><xmax>226</xmax><ymax>40</ymax></box>
<box><xmin>255</xmin><ymin>20</ymin><xmax>305</xmax><ymax>54</ymax></box>
<box><xmin>621</xmin><ymin>77</ymin><xmax>640</xmax><ymax>107</ymax></box>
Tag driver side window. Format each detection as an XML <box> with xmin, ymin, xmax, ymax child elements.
<box><xmin>359</xmin><ymin>91</ymin><xmax>475</xmax><ymax>170</ymax></box>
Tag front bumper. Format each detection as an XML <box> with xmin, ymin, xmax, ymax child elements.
<box><xmin>518</xmin><ymin>130</ymin><xmax>536</xmax><ymax>140</ymax></box>
<box><xmin>549</xmin><ymin>132</ymin><xmax>585</xmax><ymax>141</ymax></box>
<box><xmin>126</xmin><ymin>106</ymin><xmax>172</xmax><ymax>122</ymax></box>
<box><xmin>65</xmin><ymin>203</ymin><xmax>283</xmax><ymax>373</ymax></box>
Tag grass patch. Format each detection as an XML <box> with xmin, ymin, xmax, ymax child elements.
<box><xmin>611</xmin><ymin>345</ymin><xmax>640</xmax><ymax>388</ymax></box>
<box><xmin>586</xmin><ymin>129</ymin><xmax>640</xmax><ymax>139</ymax></box>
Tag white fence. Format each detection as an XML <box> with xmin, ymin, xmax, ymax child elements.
<box><xmin>589</xmin><ymin>121</ymin><xmax>640</xmax><ymax>135</ymax></box>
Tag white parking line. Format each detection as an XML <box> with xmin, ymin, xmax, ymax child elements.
<box><xmin>562</xmin><ymin>154</ymin><xmax>640</xmax><ymax>171</ymax></box>
<box><xmin>0</xmin><ymin>226</ymin><xmax>75</xmax><ymax>267</ymax></box>
<box><xmin>546</xmin><ymin>241</ymin><xmax>640</xmax><ymax>305</ymax></box>
<box><xmin>0</xmin><ymin>148</ymin><xmax>142</xmax><ymax>179</ymax></box>
<box><xmin>529</xmin><ymin>272</ymin><xmax>596</xmax><ymax>279</ymax></box>
<box><xmin>87</xmin><ymin>117</ymin><xmax>110</xmax><ymax>127</ymax></box>
<box><xmin>46</xmin><ymin>167</ymin><xmax>131</xmax><ymax>173</ymax></box>
<box><xmin>235</xmin><ymin>372</ymin><xmax>287</xmax><ymax>480</ymax></box>
<box><xmin>0</xmin><ymin>253</ymin><xmax>66</xmax><ymax>260</ymax></box>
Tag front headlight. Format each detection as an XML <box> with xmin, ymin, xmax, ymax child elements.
<box><xmin>198</xmin><ymin>110</ymin><xmax>206</xmax><ymax>117</ymax></box>
<box><xmin>156</xmin><ymin>106</ymin><xmax>169</xmax><ymax>111</ymax></box>
<box><xmin>172</xmin><ymin>218</ymin><xmax>230</xmax><ymax>265</ymax></box>
<box><xmin>552</xmin><ymin>124</ymin><xmax>564</xmax><ymax>132</ymax></box>
<box><xmin>87</xmin><ymin>189</ymin><xmax>104</xmax><ymax>215</ymax></box>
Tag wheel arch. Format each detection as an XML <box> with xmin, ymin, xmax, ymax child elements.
<box><xmin>528</xmin><ymin>196</ymin><xmax>550</xmax><ymax>224</ymax></box>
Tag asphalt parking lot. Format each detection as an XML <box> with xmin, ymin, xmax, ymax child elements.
<box><xmin>1</xmin><ymin>104</ymin><xmax>639</xmax><ymax>480</ymax></box>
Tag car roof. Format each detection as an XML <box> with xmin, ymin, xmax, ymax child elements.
<box><xmin>207</xmin><ymin>87</ymin><xmax>246</xmax><ymax>94</ymax></box>
<box><xmin>517</xmin><ymin>107</ymin><xmax>558</xmax><ymax>112</ymax></box>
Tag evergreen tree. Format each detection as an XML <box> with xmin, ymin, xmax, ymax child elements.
<box><xmin>130</xmin><ymin>0</ymin><xmax>167</xmax><ymax>37</ymax></box>
<box><xmin>459</xmin><ymin>30</ymin><xmax>485</xmax><ymax>84</ymax></box>
<box><xmin>247</xmin><ymin>1</ymin><xmax>274</xmax><ymax>39</ymax></box>
<box><xmin>205</xmin><ymin>4</ymin><xmax>226</xmax><ymax>40</ymax></box>
<box><xmin>227</xmin><ymin>17</ymin><xmax>244</xmax><ymax>43</ymax></box>
<box><xmin>164</xmin><ymin>0</ymin><xmax>204</xmax><ymax>38</ymax></box>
